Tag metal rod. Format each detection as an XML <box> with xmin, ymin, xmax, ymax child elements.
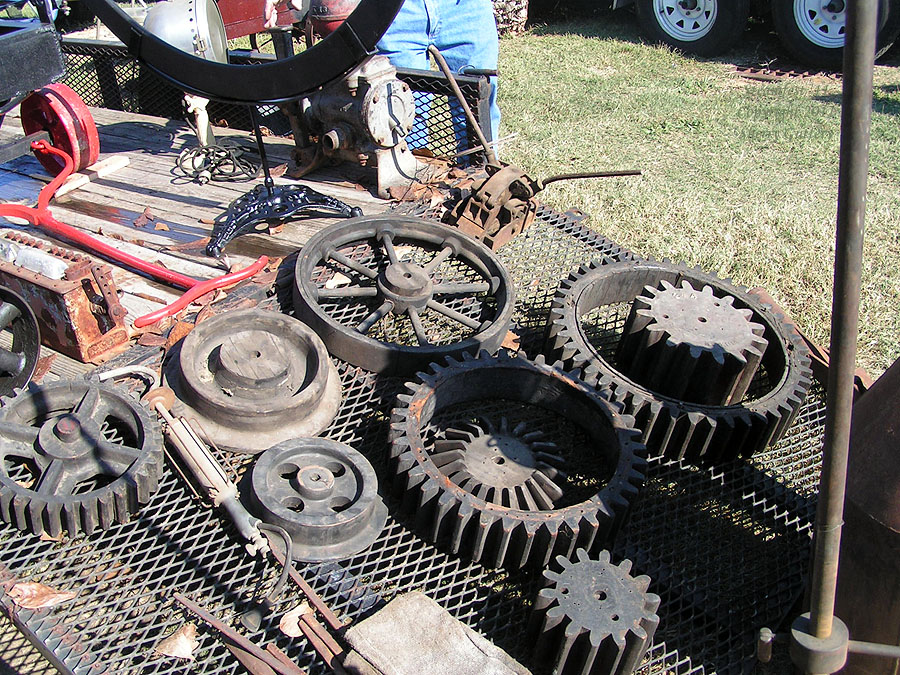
<box><xmin>849</xmin><ymin>640</ymin><xmax>900</xmax><ymax>659</ymax></box>
<box><xmin>540</xmin><ymin>169</ymin><xmax>642</xmax><ymax>188</ymax></box>
<box><xmin>249</xmin><ymin>106</ymin><xmax>275</xmax><ymax>196</ymax></box>
<box><xmin>426</xmin><ymin>44</ymin><xmax>498</xmax><ymax>165</ymax></box>
<box><xmin>268</xmin><ymin>544</ymin><xmax>344</xmax><ymax>632</ymax></box>
<box><xmin>807</xmin><ymin>0</ymin><xmax>877</xmax><ymax>643</ymax></box>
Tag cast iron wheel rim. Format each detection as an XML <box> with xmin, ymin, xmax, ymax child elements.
<box><xmin>166</xmin><ymin>309</ymin><xmax>341</xmax><ymax>454</ymax></box>
<box><xmin>793</xmin><ymin>0</ymin><xmax>846</xmax><ymax>48</ymax></box>
<box><xmin>388</xmin><ymin>351</ymin><xmax>647</xmax><ymax>570</ymax></box>
<box><xmin>546</xmin><ymin>259</ymin><xmax>813</xmax><ymax>464</ymax></box>
<box><xmin>654</xmin><ymin>0</ymin><xmax>718</xmax><ymax>41</ymax></box>
<box><xmin>81</xmin><ymin>0</ymin><xmax>403</xmax><ymax>104</ymax></box>
<box><xmin>0</xmin><ymin>379</ymin><xmax>163</xmax><ymax>537</ymax></box>
<box><xmin>249</xmin><ymin>438</ymin><xmax>388</xmax><ymax>562</ymax></box>
<box><xmin>293</xmin><ymin>215</ymin><xmax>516</xmax><ymax>375</ymax></box>
<box><xmin>0</xmin><ymin>286</ymin><xmax>40</xmax><ymax>398</ymax></box>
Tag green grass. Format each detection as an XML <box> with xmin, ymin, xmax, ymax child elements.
<box><xmin>497</xmin><ymin>10</ymin><xmax>900</xmax><ymax>378</ymax></box>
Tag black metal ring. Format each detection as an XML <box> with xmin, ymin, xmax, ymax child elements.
<box><xmin>81</xmin><ymin>0</ymin><xmax>403</xmax><ymax>104</ymax></box>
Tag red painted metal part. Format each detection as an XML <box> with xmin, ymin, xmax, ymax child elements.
<box><xmin>309</xmin><ymin>0</ymin><xmax>359</xmax><ymax>36</ymax></box>
<box><xmin>20</xmin><ymin>84</ymin><xmax>100</xmax><ymax>176</ymax></box>
<box><xmin>217</xmin><ymin>0</ymin><xmax>295</xmax><ymax>39</ymax></box>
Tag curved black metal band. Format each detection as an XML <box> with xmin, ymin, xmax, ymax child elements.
<box><xmin>80</xmin><ymin>0</ymin><xmax>404</xmax><ymax>104</ymax></box>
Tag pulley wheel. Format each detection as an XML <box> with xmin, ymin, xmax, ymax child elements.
<box><xmin>20</xmin><ymin>83</ymin><xmax>100</xmax><ymax>176</ymax></box>
<box><xmin>249</xmin><ymin>438</ymin><xmax>388</xmax><ymax>562</ymax></box>
<box><xmin>0</xmin><ymin>286</ymin><xmax>40</xmax><ymax>398</ymax></box>
<box><xmin>164</xmin><ymin>309</ymin><xmax>341</xmax><ymax>453</ymax></box>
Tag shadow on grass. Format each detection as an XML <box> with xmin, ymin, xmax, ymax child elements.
<box><xmin>814</xmin><ymin>84</ymin><xmax>900</xmax><ymax>117</ymax></box>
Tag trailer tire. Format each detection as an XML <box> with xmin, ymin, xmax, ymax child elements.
<box><xmin>635</xmin><ymin>0</ymin><xmax>750</xmax><ymax>56</ymax></box>
<box><xmin>771</xmin><ymin>0</ymin><xmax>900</xmax><ymax>70</ymax></box>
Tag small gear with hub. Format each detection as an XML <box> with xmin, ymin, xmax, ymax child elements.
<box><xmin>0</xmin><ymin>379</ymin><xmax>163</xmax><ymax>537</ymax></box>
<box><xmin>530</xmin><ymin>548</ymin><xmax>660</xmax><ymax>675</ymax></box>
<box><xmin>546</xmin><ymin>259</ymin><xmax>812</xmax><ymax>464</ymax></box>
<box><xmin>389</xmin><ymin>351</ymin><xmax>647</xmax><ymax>570</ymax></box>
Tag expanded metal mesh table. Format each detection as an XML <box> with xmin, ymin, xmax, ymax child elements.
<box><xmin>0</xmin><ymin>206</ymin><xmax>822</xmax><ymax>675</ymax></box>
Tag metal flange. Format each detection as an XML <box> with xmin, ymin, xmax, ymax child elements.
<box><xmin>164</xmin><ymin>309</ymin><xmax>341</xmax><ymax>453</ymax></box>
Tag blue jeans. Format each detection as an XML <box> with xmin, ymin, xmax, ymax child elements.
<box><xmin>377</xmin><ymin>0</ymin><xmax>500</xmax><ymax>153</ymax></box>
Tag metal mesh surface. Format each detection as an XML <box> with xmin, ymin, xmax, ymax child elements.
<box><xmin>58</xmin><ymin>39</ymin><xmax>490</xmax><ymax>160</ymax></box>
<box><xmin>0</xmin><ymin>207</ymin><xmax>823</xmax><ymax>675</ymax></box>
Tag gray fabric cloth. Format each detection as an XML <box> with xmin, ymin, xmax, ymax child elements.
<box><xmin>342</xmin><ymin>591</ymin><xmax>530</xmax><ymax>675</ymax></box>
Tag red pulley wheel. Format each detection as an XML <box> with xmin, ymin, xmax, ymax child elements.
<box><xmin>19</xmin><ymin>83</ymin><xmax>100</xmax><ymax>176</ymax></box>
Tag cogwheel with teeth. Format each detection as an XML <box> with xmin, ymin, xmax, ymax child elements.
<box><xmin>0</xmin><ymin>379</ymin><xmax>163</xmax><ymax>537</ymax></box>
<box><xmin>529</xmin><ymin>549</ymin><xmax>660</xmax><ymax>675</ymax></box>
<box><xmin>546</xmin><ymin>259</ymin><xmax>812</xmax><ymax>464</ymax></box>
<box><xmin>389</xmin><ymin>351</ymin><xmax>647</xmax><ymax>570</ymax></box>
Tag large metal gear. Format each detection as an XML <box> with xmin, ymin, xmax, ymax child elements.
<box><xmin>0</xmin><ymin>379</ymin><xmax>163</xmax><ymax>537</ymax></box>
<box><xmin>389</xmin><ymin>351</ymin><xmax>647</xmax><ymax>570</ymax></box>
<box><xmin>530</xmin><ymin>549</ymin><xmax>660</xmax><ymax>675</ymax></box>
<box><xmin>546</xmin><ymin>259</ymin><xmax>812</xmax><ymax>464</ymax></box>
<box><xmin>293</xmin><ymin>215</ymin><xmax>516</xmax><ymax>375</ymax></box>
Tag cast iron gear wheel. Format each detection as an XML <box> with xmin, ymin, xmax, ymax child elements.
<box><xmin>293</xmin><ymin>215</ymin><xmax>516</xmax><ymax>375</ymax></box>
<box><xmin>389</xmin><ymin>351</ymin><xmax>647</xmax><ymax>570</ymax></box>
<box><xmin>530</xmin><ymin>548</ymin><xmax>660</xmax><ymax>675</ymax></box>
<box><xmin>0</xmin><ymin>379</ymin><xmax>163</xmax><ymax>537</ymax></box>
<box><xmin>546</xmin><ymin>259</ymin><xmax>812</xmax><ymax>464</ymax></box>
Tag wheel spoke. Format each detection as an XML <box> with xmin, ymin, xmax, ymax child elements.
<box><xmin>74</xmin><ymin>386</ymin><xmax>102</xmax><ymax>420</ymax></box>
<box><xmin>426</xmin><ymin>300</ymin><xmax>482</xmax><ymax>330</ymax></box>
<box><xmin>326</xmin><ymin>249</ymin><xmax>379</xmax><ymax>280</ymax></box>
<box><xmin>0</xmin><ymin>347</ymin><xmax>26</xmax><ymax>376</ymax></box>
<box><xmin>380</xmin><ymin>232</ymin><xmax>400</xmax><ymax>265</ymax></box>
<box><xmin>0</xmin><ymin>301</ymin><xmax>21</xmax><ymax>333</ymax></box>
<box><xmin>0</xmin><ymin>420</ymin><xmax>39</xmax><ymax>458</ymax></box>
<box><xmin>408</xmin><ymin>308</ymin><xmax>430</xmax><ymax>346</ymax></box>
<box><xmin>97</xmin><ymin>439</ymin><xmax>141</xmax><ymax>472</ymax></box>
<box><xmin>316</xmin><ymin>286</ymin><xmax>379</xmax><ymax>300</ymax></box>
<box><xmin>34</xmin><ymin>459</ymin><xmax>75</xmax><ymax>495</ymax></box>
<box><xmin>422</xmin><ymin>245</ymin><xmax>454</xmax><ymax>274</ymax></box>
<box><xmin>356</xmin><ymin>300</ymin><xmax>394</xmax><ymax>334</ymax></box>
<box><xmin>431</xmin><ymin>281</ymin><xmax>491</xmax><ymax>296</ymax></box>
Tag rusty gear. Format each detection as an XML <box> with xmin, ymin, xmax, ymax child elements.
<box><xmin>546</xmin><ymin>259</ymin><xmax>812</xmax><ymax>464</ymax></box>
<box><xmin>530</xmin><ymin>548</ymin><xmax>660</xmax><ymax>675</ymax></box>
<box><xmin>389</xmin><ymin>351</ymin><xmax>647</xmax><ymax>570</ymax></box>
<box><xmin>0</xmin><ymin>379</ymin><xmax>163</xmax><ymax>537</ymax></box>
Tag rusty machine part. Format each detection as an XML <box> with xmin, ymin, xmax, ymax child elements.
<box><xmin>0</xmin><ymin>379</ymin><xmax>163</xmax><ymax>537</ymax></box>
<box><xmin>293</xmin><ymin>215</ymin><xmax>515</xmax><ymax>375</ymax></box>
<box><xmin>19</xmin><ymin>83</ymin><xmax>101</xmax><ymax>177</ymax></box>
<box><xmin>0</xmin><ymin>286</ymin><xmax>40</xmax><ymax>397</ymax></box>
<box><xmin>164</xmin><ymin>309</ymin><xmax>341</xmax><ymax>454</ymax></box>
<box><xmin>530</xmin><ymin>549</ymin><xmax>660</xmax><ymax>675</ymax></box>
<box><xmin>307</xmin><ymin>0</ymin><xmax>360</xmax><ymax>41</ymax></box>
<box><xmin>249</xmin><ymin>438</ymin><xmax>388</xmax><ymax>562</ymax></box>
<box><xmin>546</xmin><ymin>259</ymin><xmax>812</xmax><ymax>464</ymax></box>
<box><xmin>388</xmin><ymin>351</ymin><xmax>647</xmax><ymax>570</ymax></box>
<box><xmin>0</xmin><ymin>231</ymin><xmax>129</xmax><ymax>364</ymax></box>
<box><xmin>292</xmin><ymin>55</ymin><xmax>424</xmax><ymax>199</ymax></box>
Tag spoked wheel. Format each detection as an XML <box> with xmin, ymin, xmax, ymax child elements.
<box><xmin>634</xmin><ymin>0</ymin><xmax>750</xmax><ymax>56</ymax></box>
<box><xmin>293</xmin><ymin>215</ymin><xmax>515</xmax><ymax>375</ymax></box>
<box><xmin>0</xmin><ymin>286</ymin><xmax>40</xmax><ymax>398</ymax></box>
<box><xmin>20</xmin><ymin>83</ymin><xmax>100</xmax><ymax>176</ymax></box>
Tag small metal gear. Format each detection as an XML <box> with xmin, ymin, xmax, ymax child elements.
<box><xmin>617</xmin><ymin>279</ymin><xmax>768</xmax><ymax>405</ymax></box>
<box><xmin>389</xmin><ymin>351</ymin><xmax>647</xmax><ymax>570</ymax></box>
<box><xmin>530</xmin><ymin>549</ymin><xmax>660</xmax><ymax>675</ymax></box>
<box><xmin>546</xmin><ymin>259</ymin><xmax>812</xmax><ymax>464</ymax></box>
<box><xmin>0</xmin><ymin>379</ymin><xmax>163</xmax><ymax>537</ymax></box>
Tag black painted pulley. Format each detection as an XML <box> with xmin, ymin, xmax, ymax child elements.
<box><xmin>0</xmin><ymin>286</ymin><xmax>40</xmax><ymax>398</ymax></box>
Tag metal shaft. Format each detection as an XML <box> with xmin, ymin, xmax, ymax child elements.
<box><xmin>808</xmin><ymin>0</ymin><xmax>877</xmax><ymax>643</ymax></box>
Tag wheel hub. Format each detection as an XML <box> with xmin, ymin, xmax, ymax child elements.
<box><xmin>213</xmin><ymin>330</ymin><xmax>291</xmax><ymax>394</ymax></box>
<box><xmin>795</xmin><ymin>0</ymin><xmax>846</xmax><ymax>47</ymax></box>
<box><xmin>37</xmin><ymin>414</ymin><xmax>101</xmax><ymax>460</ymax></box>
<box><xmin>656</xmin><ymin>0</ymin><xmax>717</xmax><ymax>40</ymax></box>
<box><xmin>377</xmin><ymin>261</ymin><xmax>434</xmax><ymax>312</ymax></box>
<box><xmin>295</xmin><ymin>464</ymin><xmax>337</xmax><ymax>501</ymax></box>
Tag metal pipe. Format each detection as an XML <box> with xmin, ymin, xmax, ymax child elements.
<box><xmin>807</xmin><ymin>0</ymin><xmax>877</xmax><ymax>643</ymax></box>
<box><xmin>849</xmin><ymin>640</ymin><xmax>900</xmax><ymax>659</ymax></box>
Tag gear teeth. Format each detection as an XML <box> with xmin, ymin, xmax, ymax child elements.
<box><xmin>530</xmin><ymin>549</ymin><xmax>660</xmax><ymax>675</ymax></box>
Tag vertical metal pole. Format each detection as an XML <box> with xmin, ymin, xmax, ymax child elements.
<box><xmin>249</xmin><ymin>105</ymin><xmax>275</xmax><ymax>196</ymax></box>
<box><xmin>807</xmin><ymin>0</ymin><xmax>878</xmax><ymax>641</ymax></box>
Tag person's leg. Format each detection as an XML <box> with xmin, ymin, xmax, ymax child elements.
<box><xmin>432</xmin><ymin>0</ymin><xmax>500</xmax><ymax>147</ymax></box>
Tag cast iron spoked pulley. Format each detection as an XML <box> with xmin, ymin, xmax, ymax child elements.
<box><xmin>389</xmin><ymin>351</ymin><xmax>647</xmax><ymax>570</ymax></box>
<box><xmin>546</xmin><ymin>259</ymin><xmax>812</xmax><ymax>465</ymax></box>
<box><xmin>0</xmin><ymin>286</ymin><xmax>40</xmax><ymax>398</ymax></box>
<box><xmin>164</xmin><ymin>309</ymin><xmax>341</xmax><ymax>454</ymax></box>
<box><xmin>529</xmin><ymin>549</ymin><xmax>660</xmax><ymax>675</ymax></box>
<box><xmin>293</xmin><ymin>215</ymin><xmax>515</xmax><ymax>375</ymax></box>
<box><xmin>249</xmin><ymin>438</ymin><xmax>388</xmax><ymax>562</ymax></box>
<box><xmin>0</xmin><ymin>379</ymin><xmax>163</xmax><ymax>537</ymax></box>
<box><xmin>19</xmin><ymin>83</ymin><xmax>100</xmax><ymax>176</ymax></box>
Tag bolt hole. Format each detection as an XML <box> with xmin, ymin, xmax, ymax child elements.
<box><xmin>493</xmin><ymin>456</ymin><xmax>505</xmax><ymax>465</ymax></box>
<box><xmin>611</xmin><ymin>614</ymin><xmax>619</xmax><ymax>621</ymax></box>
<box><xmin>662</xmin><ymin>314</ymin><xmax>669</xmax><ymax>319</ymax></box>
<box><xmin>595</xmin><ymin>590</ymin><xmax>608</xmax><ymax>602</ymax></box>
<box><xmin>698</xmin><ymin>317</ymin><xmax>708</xmax><ymax>323</ymax></box>
<box><xmin>253</xmin><ymin>350</ymin><xmax>261</xmax><ymax>358</ymax></box>
<box><xmin>403</xmin><ymin>272</ymin><xmax>412</xmax><ymax>278</ymax></box>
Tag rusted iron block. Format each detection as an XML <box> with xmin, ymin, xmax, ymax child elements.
<box><xmin>0</xmin><ymin>232</ymin><xmax>129</xmax><ymax>364</ymax></box>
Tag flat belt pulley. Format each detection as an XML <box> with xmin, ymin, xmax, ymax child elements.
<box><xmin>389</xmin><ymin>351</ymin><xmax>647</xmax><ymax>570</ymax></box>
<box><xmin>0</xmin><ymin>286</ymin><xmax>40</xmax><ymax>398</ymax></box>
<box><xmin>546</xmin><ymin>259</ymin><xmax>813</xmax><ymax>464</ymax></box>
<box><xmin>164</xmin><ymin>309</ymin><xmax>341</xmax><ymax>454</ymax></box>
<box><xmin>293</xmin><ymin>215</ymin><xmax>516</xmax><ymax>375</ymax></box>
<box><xmin>249</xmin><ymin>438</ymin><xmax>387</xmax><ymax>562</ymax></box>
<box><xmin>0</xmin><ymin>379</ymin><xmax>163</xmax><ymax>537</ymax></box>
<box><xmin>19</xmin><ymin>84</ymin><xmax>100</xmax><ymax>176</ymax></box>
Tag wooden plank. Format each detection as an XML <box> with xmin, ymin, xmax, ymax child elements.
<box><xmin>54</xmin><ymin>155</ymin><xmax>131</xmax><ymax>198</ymax></box>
